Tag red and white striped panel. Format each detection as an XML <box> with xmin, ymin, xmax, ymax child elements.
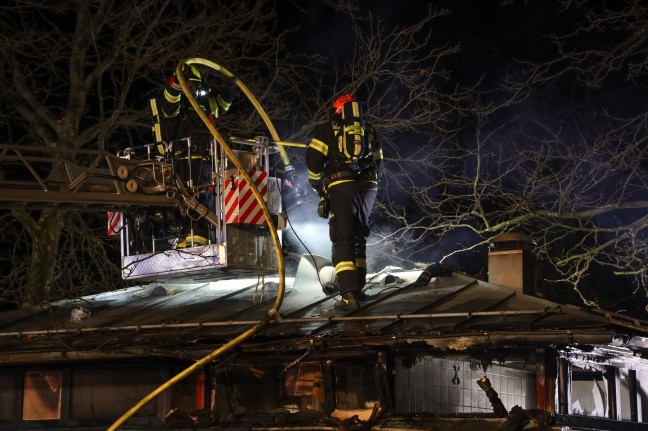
<box><xmin>107</xmin><ymin>211</ymin><xmax>122</xmax><ymax>236</ymax></box>
<box><xmin>224</xmin><ymin>169</ymin><xmax>268</xmax><ymax>225</ymax></box>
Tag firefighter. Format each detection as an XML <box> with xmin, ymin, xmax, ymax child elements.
<box><xmin>160</xmin><ymin>64</ymin><xmax>236</xmax><ymax>246</ymax></box>
<box><xmin>306</xmin><ymin>94</ymin><xmax>383</xmax><ymax>311</ymax></box>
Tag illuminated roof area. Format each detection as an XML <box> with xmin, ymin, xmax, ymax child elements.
<box><xmin>0</xmin><ymin>256</ymin><xmax>645</xmax><ymax>364</ymax></box>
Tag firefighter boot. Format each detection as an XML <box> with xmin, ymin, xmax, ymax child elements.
<box><xmin>334</xmin><ymin>291</ymin><xmax>360</xmax><ymax>312</ymax></box>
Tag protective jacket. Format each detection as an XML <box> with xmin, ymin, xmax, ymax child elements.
<box><xmin>161</xmin><ymin>83</ymin><xmax>232</xmax><ymax>140</ymax></box>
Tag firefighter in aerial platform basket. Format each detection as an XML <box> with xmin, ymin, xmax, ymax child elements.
<box><xmin>306</xmin><ymin>94</ymin><xmax>383</xmax><ymax>311</ymax></box>
<box><xmin>155</xmin><ymin>63</ymin><xmax>237</xmax><ymax>247</ymax></box>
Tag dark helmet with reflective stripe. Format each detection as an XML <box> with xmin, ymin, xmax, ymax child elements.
<box><xmin>182</xmin><ymin>64</ymin><xmax>202</xmax><ymax>83</ymax></box>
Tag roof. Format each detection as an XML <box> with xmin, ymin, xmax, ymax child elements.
<box><xmin>0</xmin><ymin>255</ymin><xmax>646</xmax><ymax>364</ymax></box>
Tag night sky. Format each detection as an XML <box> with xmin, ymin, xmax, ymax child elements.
<box><xmin>277</xmin><ymin>0</ymin><xmax>571</xmax><ymax>84</ymax></box>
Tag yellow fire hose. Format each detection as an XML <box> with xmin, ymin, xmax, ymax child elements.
<box><xmin>107</xmin><ymin>58</ymin><xmax>286</xmax><ymax>430</ymax></box>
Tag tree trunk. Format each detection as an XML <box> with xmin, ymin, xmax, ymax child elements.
<box><xmin>12</xmin><ymin>209</ymin><xmax>64</xmax><ymax>306</ymax></box>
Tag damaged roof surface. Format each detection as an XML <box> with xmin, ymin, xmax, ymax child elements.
<box><xmin>0</xmin><ymin>256</ymin><xmax>646</xmax><ymax>364</ymax></box>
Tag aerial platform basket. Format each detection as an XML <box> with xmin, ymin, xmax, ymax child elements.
<box><xmin>117</xmin><ymin>136</ymin><xmax>284</xmax><ymax>282</ymax></box>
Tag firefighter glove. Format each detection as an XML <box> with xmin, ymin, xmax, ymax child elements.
<box><xmin>317</xmin><ymin>196</ymin><xmax>330</xmax><ymax>219</ymax></box>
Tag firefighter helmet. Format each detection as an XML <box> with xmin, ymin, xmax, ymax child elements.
<box><xmin>333</xmin><ymin>93</ymin><xmax>357</xmax><ymax>115</ymax></box>
<box><xmin>182</xmin><ymin>64</ymin><xmax>202</xmax><ymax>83</ymax></box>
<box><xmin>169</xmin><ymin>64</ymin><xmax>202</xmax><ymax>89</ymax></box>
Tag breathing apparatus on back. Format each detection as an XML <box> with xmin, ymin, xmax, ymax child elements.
<box><xmin>332</xmin><ymin>94</ymin><xmax>369</xmax><ymax>174</ymax></box>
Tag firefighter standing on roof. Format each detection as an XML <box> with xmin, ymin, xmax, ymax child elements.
<box><xmin>159</xmin><ymin>64</ymin><xmax>236</xmax><ymax>246</ymax></box>
<box><xmin>306</xmin><ymin>94</ymin><xmax>383</xmax><ymax>311</ymax></box>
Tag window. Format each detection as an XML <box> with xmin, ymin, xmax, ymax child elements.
<box><xmin>22</xmin><ymin>371</ymin><xmax>62</xmax><ymax>420</ymax></box>
<box><xmin>215</xmin><ymin>361</ymin><xmax>327</xmax><ymax>419</ymax></box>
<box><xmin>637</xmin><ymin>370</ymin><xmax>648</xmax><ymax>423</ymax></box>
<box><xmin>0</xmin><ymin>372</ymin><xmax>15</xmax><ymax>420</ymax></box>
<box><xmin>394</xmin><ymin>356</ymin><xmax>536</xmax><ymax>414</ymax></box>
<box><xmin>284</xmin><ymin>362</ymin><xmax>325</xmax><ymax>412</ymax></box>
<box><xmin>224</xmin><ymin>364</ymin><xmax>283</xmax><ymax>414</ymax></box>
<box><xmin>171</xmin><ymin>368</ymin><xmax>206</xmax><ymax>412</ymax></box>
<box><xmin>70</xmin><ymin>367</ymin><xmax>158</xmax><ymax>419</ymax></box>
<box><xmin>334</xmin><ymin>359</ymin><xmax>379</xmax><ymax>411</ymax></box>
<box><xmin>570</xmin><ymin>365</ymin><xmax>608</xmax><ymax>417</ymax></box>
<box><xmin>0</xmin><ymin>362</ymin><xmax>204</xmax><ymax>424</ymax></box>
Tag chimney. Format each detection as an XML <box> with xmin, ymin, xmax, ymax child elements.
<box><xmin>487</xmin><ymin>232</ymin><xmax>537</xmax><ymax>295</ymax></box>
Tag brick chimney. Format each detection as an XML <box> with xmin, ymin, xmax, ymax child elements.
<box><xmin>487</xmin><ymin>232</ymin><xmax>537</xmax><ymax>295</ymax></box>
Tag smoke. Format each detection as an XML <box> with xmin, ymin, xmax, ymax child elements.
<box><xmin>285</xmin><ymin>218</ymin><xmax>331</xmax><ymax>257</ymax></box>
<box><xmin>283</xmin><ymin>199</ymin><xmax>331</xmax><ymax>258</ymax></box>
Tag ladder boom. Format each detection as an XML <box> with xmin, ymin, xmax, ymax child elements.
<box><xmin>0</xmin><ymin>144</ymin><xmax>178</xmax><ymax>211</ymax></box>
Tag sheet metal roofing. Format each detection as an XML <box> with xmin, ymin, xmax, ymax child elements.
<box><xmin>0</xmin><ymin>257</ymin><xmax>646</xmax><ymax>363</ymax></box>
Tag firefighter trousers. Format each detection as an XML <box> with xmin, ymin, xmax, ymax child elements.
<box><xmin>327</xmin><ymin>181</ymin><xmax>377</xmax><ymax>296</ymax></box>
